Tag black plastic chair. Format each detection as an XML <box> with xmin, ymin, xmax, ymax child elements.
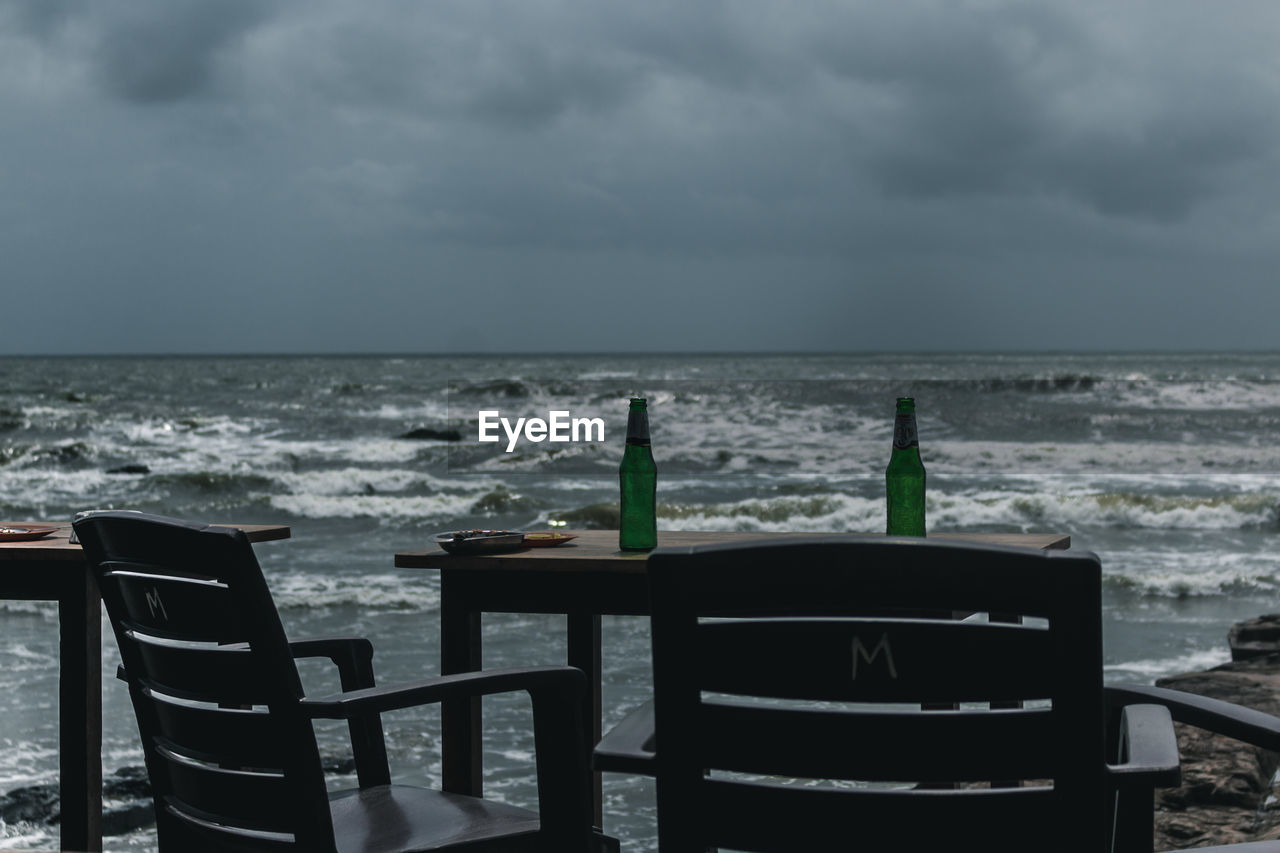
<box><xmin>1105</xmin><ymin>682</ymin><xmax>1280</xmax><ymax>853</ymax></box>
<box><xmin>75</xmin><ymin>511</ymin><xmax>600</xmax><ymax>853</ymax></box>
<box><xmin>593</xmin><ymin>536</ymin><xmax>1185</xmax><ymax>853</ymax></box>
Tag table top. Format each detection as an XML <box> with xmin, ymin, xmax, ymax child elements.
<box><xmin>396</xmin><ymin>529</ymin><xmax>1071</xmax><ymax>574</ymax></box>
<box><xmin>0</xmin><ymin>523</ymin><xmax>292</xmax><ymax>561</ymax></box>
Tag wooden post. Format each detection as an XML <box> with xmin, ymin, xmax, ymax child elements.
<box><xmin>59</xmin><ymin>571</ymin><xmax>102</xmax><ymax>852</ymax></box>
<box><xmin>440</xmin><ymin>572</ymin><xmax>483</xmax><ymax>797</ymax></box>
<box><xmin>567</xmin><ymin>612</ymin><xmax>603</xmax><ymax>827</ymax></box>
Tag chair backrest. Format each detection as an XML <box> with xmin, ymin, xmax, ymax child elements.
<box><xmin>74</xmin><ymin>512</ymin><xmax>335</xmax><ymax>853</ymax></box>
<box><xmin>646</xmin><ymin>536</ymin><xmax>1106</xmax><ymax>853</ymax></box>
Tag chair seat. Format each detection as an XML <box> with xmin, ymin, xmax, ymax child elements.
<box><xmin>330</xmin><ymin>785</ymin><xmax>541</xmax><ymax>853</ymax></box>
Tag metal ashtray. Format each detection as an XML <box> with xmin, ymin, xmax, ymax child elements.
<box><xmin>432</xmin><ymin>529</ymin><xmax>526</xmax><ymax>554</ymax></box>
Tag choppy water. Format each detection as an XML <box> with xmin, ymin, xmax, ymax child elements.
<box><xmin>2</xmin><ymin>352</ymin><xmax>1280</xmax><ymax>850</ymax></box>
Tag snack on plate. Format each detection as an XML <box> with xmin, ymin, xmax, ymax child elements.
<box><xmin>450</xmin><ymin>529</ymin><xmax>517</xmax><ymax>540</ymax></box>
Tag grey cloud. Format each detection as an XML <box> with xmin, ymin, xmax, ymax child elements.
<box><xmin>89</xmin><ymin>0</ymin><xmax>269</xmax><ymax>103</ymax></box>
<box><xmin>459</xmin><ymin>43</ymin><xmax>645</xmax><ymax>129</ymax></box>
<box><xmin>282</xmin><ymin>11</ymin><xmax>647</xmax><ymax>130</ymax></box>
<box><xmin>810</xmin><ymin>4</ymin><xmax>1276</xmax><ymax>221</ymax></box>
<box><xmin>6</xmin><ymin>0</ymin><xmax>86</xmax><ymax>39</ymax></box>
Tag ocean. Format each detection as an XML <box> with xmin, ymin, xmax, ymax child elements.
<box><xmin>2</xmin><ymin>351</ymin><xmax>1279</xmax><ymax>851</ymax></box>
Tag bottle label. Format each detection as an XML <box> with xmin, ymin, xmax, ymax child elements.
<box><xmin>892</xmin><ymin>414</ymin><xmax>918</xmax><ymax>449</ymax></box>
<box><xmin>626</xmin><ymin>410</ymin><xmax>650</xmax><ymax>444</ymax></box>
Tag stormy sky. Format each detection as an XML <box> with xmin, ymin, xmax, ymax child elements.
<box><xmin>2</xmin><ymin>0</ymin><xmax>1278</xmax><ymax>354</ymax></box>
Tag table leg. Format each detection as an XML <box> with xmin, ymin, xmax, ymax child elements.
<box><xmin>567</xmin><ymin>612</ymin><xmax>603</xmax><ymax>827</ymax></box>
<box><xmin>59</xmin><ymin>572</ymin><xmax>102</xmax><ymax>852</ymax></box>
<box><xmin>440</xmin><ymin>573</ymin><xmax>482</xmax><ymax>797</ymax></box>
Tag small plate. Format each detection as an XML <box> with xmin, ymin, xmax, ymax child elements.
<box><xmin>522</xmin><ymin>532</ymin><xmax>578</xmax><ymax>548</ymax></box>
<box><xmin>433</xmin><ymin>530</ymin><xmax>526</xmax><ymax>554</ymax></box>
<box><xmin>0</xmin><ymin>524</ymin><xmax>60</xmax><ymax>542</ymax></box>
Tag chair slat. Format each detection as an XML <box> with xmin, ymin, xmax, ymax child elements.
<box><xmin>698</xmin><ymin>701</ymin><xmax>1055</xmax><ymax>781</ymax></box>
<box><xmin>145</xmin><ymin>687</ymin><xmax>288</xmax><ymax>769</ymax></box>
<box><xmin>697</xmin><ymin>619</ymin><xmax>1052</xmax><ymax>702</ymax></box>
<box><xmin>162</xmin><ymin>799</ymin><xmax>296</xmax><ymax>847</ymax></box>
<box><xmin>668</xmin><ymin>540</ymin><xmax>1065</xmax><ymax>617</ymax></box>
<box><xmin>125</xmin><ymin>632</ymin><xmax>275</xmax><ymax>705</ymax></box>
<box><xmin>103</xmin><ymin>564</ymin><xmax>239</xmax><ymax>643</ymax></box>
<box><xmin>699</xmin><ymin>779</ymin><xmax>1056</xmax><ymax>853</ymax></box>
<box><xmin>156</xmin><ymin>741</ymin><xmax>294</xmax><ymax>832</ymax></box>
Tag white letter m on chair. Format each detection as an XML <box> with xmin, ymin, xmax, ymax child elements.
<box><xmin>145</xmin><ymin>587</ymin><xmax>168</xmax><ymax>621</ymax></box>
<box><xmin>851</xmin><ymin>633</ymin><xmax>897</xmax><ymax>681</ymax></box>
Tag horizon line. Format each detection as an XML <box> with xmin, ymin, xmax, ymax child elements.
<box><xmin>4</xmin><ymin>347</ymin><xmax>1280</xmax><ymax>358</ymax></box>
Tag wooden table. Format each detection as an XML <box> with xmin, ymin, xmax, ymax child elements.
<box><xmin>0</xmin><ymin>522</ymin><xmax>291</xmax><ymax>853</ymax></box>
<box><xmin>395</xmin><ymin>529</ymin><xmax>1070</xmax><ymax>825</ymax></box>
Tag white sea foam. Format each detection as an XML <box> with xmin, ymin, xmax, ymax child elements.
<box><xmin>270</xmin><ymin>492</ymin><xmax>482</xmax><ymax>522</ymax></box>
<box><xmin>931</xmin><ymin>491</ymin><xmax>1278</xmax><ymax>532</ymax></box>
<box><xmin>0</xmin><ymin>602</ymin><xmax>56</xmax><ymax>618</ymax></box>
<box><xmin>649</xmin><ymin>489</ymin><xmax>1280</xmax><ymax>535</ymax></box>
<box><xmin>0</xmin><ymin>741</ymin><xmax>58</xmax><ymax>789</ymax></box>
<box><xmin>1104</xmin><ymin>649</ymin><xmax>1230</xmax><ymax>680</ymax></box>
<box><xmin>0</xmin><ymin>645</ymin><xmax>57</xmax><ymax>672</ymax></box>
<box><xmin>1101</xmin><ymin>547</ymin><xmax>1280</xmax><ymax>597</ymax></box>
<box><xmin>0</xmin><ymin>468</ymin><xmax>116</xmax><ymax>512</ymax></box>
<box><xmin>1112</xmin><ymin>380</ymin><xmax>1280</xmax><ymax>411</ymax></box>
<box><xmin>928</xmin><ymin>440</ymin><xmax>1280</xmax><ymax>477</ymax></box>
<box><xmin>357</xmin><ymin>402</ymin><xmax>451</xmax><ymax>421</ymax></box>
<box><xmin>0</xmin><ymin>826</ymin><xmax>59</xmax><ymax>851</ymax></box>
<box><xmin>268</xmin><ymin>572</ymin><xmax>440</xmax><ymax>611</ymax></box>
<box><xmin>119</xmin><ymin>415</ymin><xmax>256</xmax><ymax>444</ymax></box>
<box><xmin>659</xmin><ymin>493</ymin><xmax>883</xmax><ymax>533</ymax></box>
<box><xmin>274</xmin><ymin>468</ymin><xmax>476</xmax><ymax>497</ymax></box>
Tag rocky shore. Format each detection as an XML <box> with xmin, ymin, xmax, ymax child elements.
<box><xmin>1153</xmin><ymin>618</ymin><xmax>1280</xmax><ymax>849</ymax></box>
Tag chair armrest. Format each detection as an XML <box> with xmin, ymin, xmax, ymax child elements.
<box><xmin>1106</xmin><ymin>683</ymin><xmax>1280</xmax><ymax>752</ymax></box>
<box><xmin>299</xmin><ymin>665</ymin><xmax>585</xmax><ymax>718</ymax></box>
<box><xmin>289</xmin><ymin>636</ymin><xmax>377</xmax><ymax>691</ymax></box>
<box><xmin>1106</xmin><ymin>703</ymin><xmax>1181</xmax><ymax>789</ymax></box>
<box><xmin>593</xmin><ymin>700</ymin><xmax>657</xmax><ymax>776</ymax></box>
<box><xmin>290</xmin><ymin>636</ymin><xmax>385</xmax><ymax>788</ymax></box>
<box><xmin>305</xmin><ymin>666</ymin><xmax>593</xmax><ymax>851</ymax></box>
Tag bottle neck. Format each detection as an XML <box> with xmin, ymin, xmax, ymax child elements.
<box><xmin>626</xmin><ymin>408</ymin><xmax>650</xmax><ymax>445</ymax></box>
<box><xmin>892</xmin><ymin>412</ymin><xmax>918</xmax><ymax>450</ymax></box>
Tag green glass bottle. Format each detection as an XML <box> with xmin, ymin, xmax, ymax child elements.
<box><xmin>619</xmin><ymin>397</ymin><xmax>657</xmax><ymax>551</ymax></box>
<box><xmin>886</xmin><ymin>397</ymin><xmax>926</xmax><ymax>536</ymax></box>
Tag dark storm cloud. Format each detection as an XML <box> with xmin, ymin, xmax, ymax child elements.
<box><xmin>91</xmin><ymin>0</ymin><xmax>268</xmax><ymax>103</ymax></box>
<box><xmin>807</xmin><ymin>4</ymin><xmax>1277</xmax><ymax>221</ymax></box>
<box><xmin>2</xmin><ymin>0</ymin><xmax>1278</xmax><ymax>353</ymax></box>
<box><xmin>7</xmin><ymin>0</ymin><xmax>84</xmax><ymax>39</ymax></box>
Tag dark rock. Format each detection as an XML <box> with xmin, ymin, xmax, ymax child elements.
<box><xmin>1229</xmin><ymin>615</ymin><xmax>1280</xmax><ymax>662</ymax></box>
<box><xmin>33</xmin><ymin>441</ymin><xmax>90</xmax><ymax>464</ymax></box>
<box><xmin>104</xmin><ymin>765</ymin><xmax>151</xmax><ymax>800</ymax></box>
<box><xmin>554</xmin><ymin>502</ymin><xmax>619</xmax><ymax>530</ymax></box>
<box><xmin>400</xmin><ymin>427</ymin><xmax>463</xmax><ymax>442</ymax></box>
<box><xmin>102</xmin><ymin>801</ymin><xmax>154</xmax><ymax>835</ymax></box>
<box><xmin>0</xmin><ymin>781</ymin><xmax>59</xmax><ymax>825</ymax></box>
<box><xmin>1152</xmin><ymin>653</ymin><xmax>1280</xmax><ymax>849</ymax></box>
<box><xmin>106</xmin><ymin>464</ymin><xmax>151</xmax><ymax>475</ymax></box>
